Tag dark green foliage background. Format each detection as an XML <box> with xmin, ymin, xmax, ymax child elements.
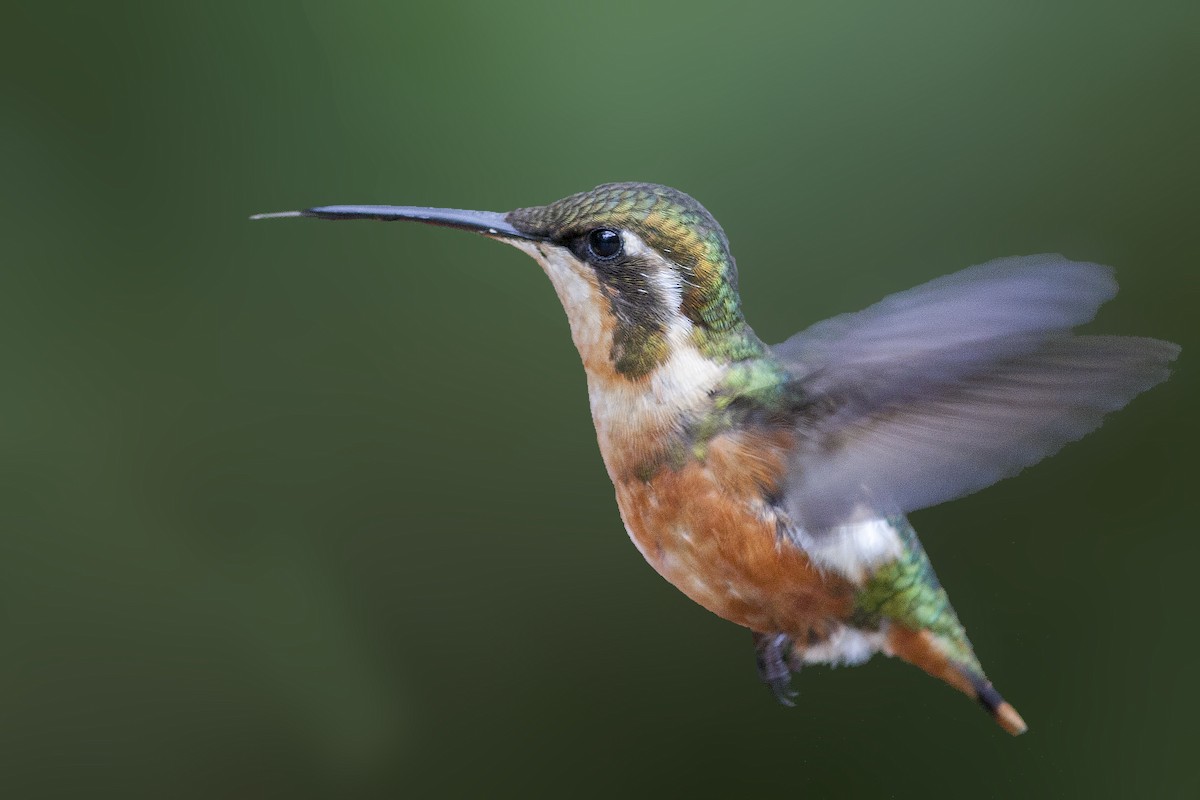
<box><xmin>3</xmin><ymin>3</ymin><xmax>1197</xmax><ymax>797</ymax></box>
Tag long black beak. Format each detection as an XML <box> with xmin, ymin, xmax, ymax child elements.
<box><xmin>251</xmin><ymin>205</ymin><xmax>540</xmax><ymax>240</ymax></box>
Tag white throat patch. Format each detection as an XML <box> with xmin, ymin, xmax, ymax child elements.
<box><xmin>504</xmin><ymin>233</ymin><xmax>726</xmax><ymax>470</ymax></box>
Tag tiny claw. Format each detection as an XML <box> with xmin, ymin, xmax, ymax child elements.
<box><xmin>770</xmin><ymin>678</ymin><xmax>798</xmax><ymax>707</ymax></box>
<box><xmin>753</xmin><ymin>632</ymin><xmax>798</xmax><ymax>706</ymax></box>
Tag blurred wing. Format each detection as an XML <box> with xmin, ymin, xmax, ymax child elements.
<box><xmin>772</xmin><ymin>254</ymin><xmax>1117</xmax><ymax>411</ymax></box>
<box><xmin>773</xmin><ymin>256</ymin><xmax>1179</xmax><ymax>532</ymax></box>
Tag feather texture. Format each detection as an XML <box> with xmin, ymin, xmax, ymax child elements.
<box><xmin>773</xmin><ymin>256</ymin><xmax>1178</xmax><ymax>531</ymax></box>
<box><xmin>773</xmin><ymin>255</ymin><xmax>1117</xmax><ymax>412</ymax></box>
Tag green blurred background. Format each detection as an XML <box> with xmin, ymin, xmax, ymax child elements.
<box><xmin>3</xmin><ymin>2</ymin><xmax>1197</xmax><ymax>797</ymax></box>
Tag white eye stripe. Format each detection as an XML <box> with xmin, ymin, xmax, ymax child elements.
<box><xmin>620</xmin><ymin>231</ymin><xmax>685</xmax><ymax>314</ymax></box>
<box><xmin>619</xmin><ymin>231</ymin><xmax>651</xmax><ymax>258</ymax></box>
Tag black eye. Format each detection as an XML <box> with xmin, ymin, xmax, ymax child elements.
<box><xmin>586</xmin><ymin>228</ymin><xmax>622</xmax><ymax>260</ymax></box>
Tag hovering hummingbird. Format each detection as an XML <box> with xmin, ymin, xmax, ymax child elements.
<box><xmin>254</xmin><ymin>183</ymin><xmax>1179</xmax><ymax>735</ymax></box>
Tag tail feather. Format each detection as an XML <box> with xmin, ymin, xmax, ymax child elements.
<box><xmin>964</xmin><ymin>667</ymin><xmax>1028</xmax><ymax>736</ymax></box>
<box><xmin>856</xmin><ymin>517</ymin><xmax>1027</xmax><ymax>734</ymax></box>
<box><xmin>886</xmin><ymin>625</ymin><xmax>1027</xmax><ymax>735</ymax></box>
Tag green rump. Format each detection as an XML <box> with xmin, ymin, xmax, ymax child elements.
<box><xmin>853</xmin><ymin>517</ymin><xmax>982</xmax><ymax>672</ymax></box>
<box><xmin>508</xmin><ymin>183</ymin><xmax>762</xmax><ymax>375</ymax></box>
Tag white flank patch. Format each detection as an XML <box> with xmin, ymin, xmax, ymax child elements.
<box><xmin>789</xmin><ymin>515</ymin><xmax>903</xmax><ymax>581</ymax></box>
<box><xmin>800</xmin><ymin>625</ymin><xmax>888</xmax><ymax>667</ymax></box>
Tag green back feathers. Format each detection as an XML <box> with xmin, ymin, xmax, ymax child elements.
<box><xmin>853</xmin><ymin>518</ymin><xmax>982</xmax><ymax>672</ymax></box>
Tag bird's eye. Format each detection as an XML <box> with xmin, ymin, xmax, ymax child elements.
<box><xmin>586</xmin><ymin>228</ymin><xmax>623</xmax><ymax>261</ymax></box>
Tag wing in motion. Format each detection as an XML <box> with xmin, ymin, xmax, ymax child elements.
<box><xmin>774</xmin><ymin>255</ymin><xmax>1179</xmax><ymax>532</ymax></box>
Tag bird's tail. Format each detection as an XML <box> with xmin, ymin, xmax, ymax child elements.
<box><xmin>857</xmin><ymin>517</ymin><xmax>1027</xmax><ymax>735</ymax></box>
<box><xmin>886</xmin><ymin>625</ymin><xmax>1027</xmax><ymax>736</ymax></box>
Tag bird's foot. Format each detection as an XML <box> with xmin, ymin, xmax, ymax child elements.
<box><xmin>753</xmin><ymin>632</ymin><xmax>798</xmax><ymax>706</ymax></box>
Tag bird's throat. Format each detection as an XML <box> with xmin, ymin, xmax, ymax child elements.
<box><xmin>508</xmin><ymin>242</ymin><xmax>707</xmax><ymax>466</ymax></box>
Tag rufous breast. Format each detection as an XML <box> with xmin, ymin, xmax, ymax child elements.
<box><xmin>612</xmin><ymin>429</ymin><xmax>856</xmax><ymax>635</ymax></box>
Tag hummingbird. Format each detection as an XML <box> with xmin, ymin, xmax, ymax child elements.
<box><xmin>254</xmin><ymin>182</ymin><xmax>1179</xmax><ymax>735</ymax></box>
